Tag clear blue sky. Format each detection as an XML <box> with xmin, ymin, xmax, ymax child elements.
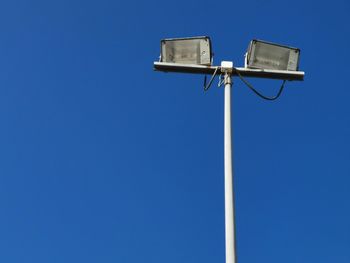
<box><xmin>0</xmin><ymin>0</ymin><xmax>349</xmax><ymax>262</ymax></box>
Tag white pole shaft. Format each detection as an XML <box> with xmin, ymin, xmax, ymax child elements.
<box><xmin>224</xmin><ymin>72</ymin><xmax>236</xmax><ymax>263</ymax></box>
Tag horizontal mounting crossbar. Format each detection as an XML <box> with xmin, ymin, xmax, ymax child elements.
<box><xmin>154</xmin><ymin>62</ymin><xmax>304</xmax><ymax>81</ymax></box>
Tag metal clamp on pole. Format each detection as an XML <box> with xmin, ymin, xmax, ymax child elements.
<box><xmin>221</xmin><ymin>61</ymin><xmax>233</xmax><ymax>86</ymax></box>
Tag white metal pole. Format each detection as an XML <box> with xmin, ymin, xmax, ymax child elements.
<box><xmin>224</xmin><ymin>71</ymin><xmax>236</xmax><ymax>263</ymax></box>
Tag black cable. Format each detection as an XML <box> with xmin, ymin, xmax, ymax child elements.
<box><xmin>204</xmin><ymin>67</ymin><xmax>219</xmax><ymax>91</ymax></box>
<box><xmin>235</xmin><ymin>69</ymin><xmax>287</xmax><ymax>101</ymax></box>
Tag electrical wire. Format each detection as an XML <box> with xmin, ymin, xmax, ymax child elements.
<box><xmin>235</xmin><ymin>69</ymin><xmax>287</xmax><ymax>101</ymax></box>
<box><xmin>204</xmin><ymin>66</ymin><xmax>219</xmax><ymax>91</ymax></box>
<box><xmin>218</xmin><ymin>73</ymin><xmax>225</xmax><ymax>87</ymax></box>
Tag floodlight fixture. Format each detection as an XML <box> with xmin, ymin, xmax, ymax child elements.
<box><xmin>245</xmin><ymin>39</ymin><xmax>300</xmax><ymax>71</ymax></box>
<box><xmin>160</xmin><ymin>36</ymin><xmax>212</xmax><ymax>65</ymax></box>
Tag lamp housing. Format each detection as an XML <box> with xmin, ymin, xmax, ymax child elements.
<box><xmin>160</xmin><ymin>36</ymin><xmax>212</xmax><ymax>66</ymax></box>
<box><xmin>245</xmin><ymin>40</ymin><xmax>300</xmax><ymax>71</ymax></box>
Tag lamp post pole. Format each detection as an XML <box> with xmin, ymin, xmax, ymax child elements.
<box><xmin>223</xmin><ymin>69</ymin><xmax>236</xmax><ymax>263</ymax></box>
<box><xmin>154</xmin><ymin>47</ymin><xmax>304</xmax><ymax>263</ymax></box>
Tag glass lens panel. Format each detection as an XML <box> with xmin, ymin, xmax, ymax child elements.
<box><xmin>252</xmin><ymin>42</ymin><xmax>290</xmax><ymax>70</ymax></box>
<box><xmin>163</xmin><ymin>39</ymin><xmax>200</xmax><ymax>64</ymax></box>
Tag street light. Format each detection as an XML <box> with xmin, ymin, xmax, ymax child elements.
<box><xmin>160</xmin><ymin>36</ymin><xmax>213</xmax><ymax>65</ymax></box>
<box><xmin>245</xmin><ymin>39</ymin><xmax>300</xmax><ymax>71</ymax></box>
<box><xmin>153</xmin><ymin>36</ymin><xmax>304</xmax><ymax>263</ymax></box>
